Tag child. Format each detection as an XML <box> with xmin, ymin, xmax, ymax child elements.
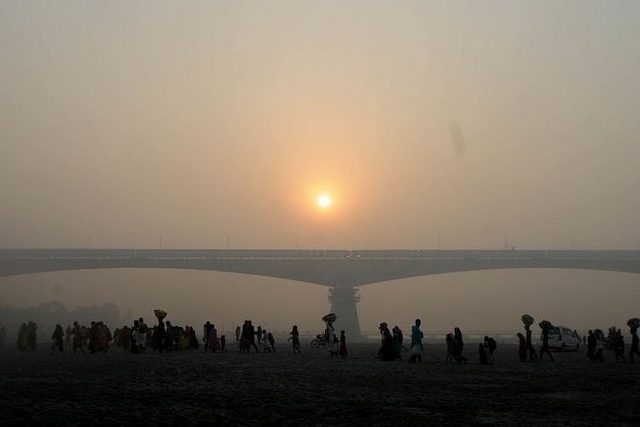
<box><xmin>339</xmin><ymin>330</ymin><xmax>348</xmax><ymax>360</ymax></box>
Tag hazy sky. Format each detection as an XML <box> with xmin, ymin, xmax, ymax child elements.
<box><xmin>1</xmin><ymin>2</ymin><xmax>639</xmax><ymax>336</ymax></box>
<box><xmin>2</xmin><ymin>0</ymin><xmax>639</xmax><ymax>250</ymax></box>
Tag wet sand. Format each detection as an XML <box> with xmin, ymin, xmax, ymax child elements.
<box><xmin>1</xmin><ymin>342</ymin><xmax>639</xmax><ymax>426</ymax></box>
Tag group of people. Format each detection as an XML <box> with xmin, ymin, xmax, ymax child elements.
<box><xmin>375</xmin><ymin>319</ymin><xmax>426</xmax><ymax>363</ymax></box>
<box><xmin>516</xmin><ymin>316</ymin><xmax>640</xmax><ymax>364</ymax></box>
<box><xmin>16</xmin><ymin>321</ymin><xmax>38</xmax><ymax>351</ymax></box>
<box><xmin>375</xmin><ymin>320</ymin><xmax>480</xmax><ymax>365</ymax></box>
<box><xmin>18</xmin><ymin>320</ymin><xmax>114</xmax><ymax>354</ymax></box>
<box><xmin>7</xmin><ymin>313</ymin><xmax>640</xmax><ymax>367</ymax></box>
<box><xmin>235</xmin><ymin>320</ymin><xmax>276</xmax><ymax>354</ymax></box>
<box><xmin>445</xmin><ymin>327</ymin><xmax>469</xmax><ymax>364</ymax></box>
<box><xmin>584</xmin><ymin>324</ymin><xmax>640</xmax><ymax>363</ymax></box>
<box><xmin>320</xmin><ymin>316</ymin><xmax>347</xmax><ymax>359</ymax></box>
<box><xmin>115</xmin><ymin>318</ymin><xmax>202</xmax><ymax>353</ymax></box>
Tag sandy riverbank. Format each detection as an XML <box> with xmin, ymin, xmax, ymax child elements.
<box><xmin>0</xmin><ymin>343</ymin><xmax>639</xmax><ymax>426</ymax></box>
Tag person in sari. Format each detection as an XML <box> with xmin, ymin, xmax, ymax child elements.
<box><xmin>378</xmin><ymin>323</ymin><xmax>394</xmax><ymax>361</ymax></box>
<box><xmin>452</xmin><ymin>327</ymin><xmax>468</xmax><ymax>363</ymax></box>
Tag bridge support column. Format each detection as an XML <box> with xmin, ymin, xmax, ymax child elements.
<box><xmin>328</xmin><ymin>287</ymin><xmax>362</xmax><ymax>341</ymax></box>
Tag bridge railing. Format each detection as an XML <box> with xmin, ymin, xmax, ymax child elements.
<box><xmin>0</xmin><ymin>248</ymin><xmax>638</xmax><ymax>260</ymax></box>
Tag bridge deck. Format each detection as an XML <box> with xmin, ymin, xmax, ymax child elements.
<box><xmin>1</xmin><ymin>248</ymin><xmax>639</xmax><ymax>260</ymax></box>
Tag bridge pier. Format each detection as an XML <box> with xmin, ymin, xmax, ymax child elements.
<box><xmin>328</xmin><ymin>287</ymin><xmax>362</xmax><ymax>341</ymax></box>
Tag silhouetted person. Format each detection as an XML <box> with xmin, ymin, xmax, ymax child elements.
<box><xmin>239</xmin><ymin>321</ymin><xmax>249</xmax><ymax>353</ymax></box>
<box><xmin>256</xmin><ymin>325</ymin><xmax>263</xmax><ymax>347</ymax></box>
<box><xmin>630</xmin><ymin>326</ymin><xmax>640</xmax><ymax>363</ymax></box>
<box><xmin>156</xmin><ymin>319</ymin><xmax>166</xmax><ymax>353</ymax></box>
<box><xmin>614</xmin><ymin>333</ymin><xmax>626</xmax><ymax>362</ymax></box>
<box><xmin>324</xmin><ymin>320</ymin><xmax>337</xmax><ymax>357</ymax></box>
<box><xmin>288</xmin><ymin>325</ymin><xmax>301</xmax><ymax>354</ymax></box>
<box><xmin>392</xmin><ymin>326</ymin><xmax>402</xmax><ymax>360</ymax></box>
<box><xmin>27</xmin><ymin>321</ymin><xmax>37</xmax><ymax>351</ymax></box>
<box><xmin>164</xmin><ymin>321</ymin><xmax>174</xmax><ymax>351</ymax></box>
<box><xmin>50</xmin><ymin>324</ymin><xmax>64</xmax><ymax>354</ymax></box>
<box><xmin>517</xmin><ymin>333</ymin><xmax>527</xmax><ymax>362</ymax></box>
<box><xmin>17</xmin><ymin>323</ymin><xmax>28</xmax><ymax>351</ymax></box>
<box><xmin>484</xmin><ymin>336</ymin><xmax>497</xmax><ymax>364</ymax></box>
<box><xmin>246</xmin><ymin>320</ymin><xmax>258</xmax><ymax>353</ymax></box>
<box><xmin>539</xmin><ymin>321</ymin><xmax>554</xmax><ymax>362</ymax></box>
<box><xmin>587</xmin><ymin>330</ymin><xmax>596</xmax><ymax>362</ymax></box>
<box><xmin>594</xmin><ymin>330</ymin><xmax>605</xmax><ymax>363</ymax></box>
<box><xmin>131</xmin><ymin>319</ymin><xmax>140</xmax><ymax>354</ymax></box>
<box><xmin>453</xmin><ymin>327</ymin><xmax>467</xmax><ymax>363</ymax></box>
<box><xmin>207</xmin><ymin>324</ymin><xmax>220</xmax><ymax>353</ymax></box>
<box><xmin>450</xmin><ymin>330</ymin><xmax>467</xmax><ymax>364</ymax></box>
<box><xmin>479</xmin><ymin>343</ymin><xmax>489</xmax><ymax>365</ymax></box>
<box><xmin>203</xmin><ymin>321</ymin><xmax>213</xmax><ymax>352</ymax></box>
<box><xmin>220</xmin><ymin>335</ymin><xmax>226</xmax><ymax>353</ymax></box>
<box><xmin>267</xmin><ymin>332</ymin><xmax>275</xmax><ymax>353</ymax></box>
<box><xmin>445</xmin><ymin>333</ymin><xmax>454</xmax><ymax>362</ymax></box>
<box><xmin>378</xmin><ymin>323</ymin><xmax>394</xmax><ymax>361</ymax></box>
<box><xmin>409</xmin><ymin>319</ymin><xmax>423</xmax><ymax>363</ymax></box>
<box><xmin>339</xmin><ymin>330</ymin><xmax>348</xmax><ymax>360</ymax></box>
<box><xmin>137</xmin><ymin>317</ymin><xmax>148</xmax><ymax>353</ymax></box>
<box><xmin>525</xmin><ymin>324</ymin><xmax>537</xmax><ymax>362</ymax></box>
<box><xmin>72</xmin><ymin>321</ymin><xmax>85</xmax><ymax>354</ymax></box>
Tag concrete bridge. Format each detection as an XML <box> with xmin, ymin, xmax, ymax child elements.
<box><xmin>1</xmin><ymin>249</ymin><xmax>639</xmax><ymax>338</ymax></box>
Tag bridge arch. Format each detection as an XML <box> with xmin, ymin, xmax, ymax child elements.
<box><xmin>1</xmin><ymin>249</ymin><xmax>639</xmax><ymax>340</ymax></box>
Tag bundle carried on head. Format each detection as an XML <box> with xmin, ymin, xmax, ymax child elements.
<box><xmin>154</xmin><ymin>309</ymin><xmax>167</xmax><ymax>321</ymax></box>
<box><xmin>538</xmin><ymin>319</ymin><xmax>553</xmax><ymax>329</ymax></box>
<box><xmin>322</xmin><ymin>313</ymin><xmax>337</xmax><ymax>323</ymax></box>
<box><xmin>521</xmin><ymin>314</ymin><xmax>534</xmax><ymax>326</ymax></box>
<box><xmin>628</xmin><ymin>318</ymin><xmax>640</xmax><ymax>329</ymax></box>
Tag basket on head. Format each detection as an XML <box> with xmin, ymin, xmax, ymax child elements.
<box><xmin>154</xmin><ymin>309</ymin><xmax>167</xmax><ymax>321</ymax></box>
<box><xmin>628</xmin><ymin>318</ymin><xmax>640</xmax><ymax>329</ymax></box>
<box><xmin>521</xmin><ymin>314</ymin><xmax>534</xmax><ymax>326</ymax></box>
<box><xmin>322</xmin><ymin>313</ymin><xmax>337</xmax><ymax>323</ymax></box>
<box><xmin>538</xmin><ymin>320</ymin><xmax>553</xmax><ymax>329</ymax></box>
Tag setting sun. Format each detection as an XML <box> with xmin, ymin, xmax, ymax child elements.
<box><xmin>317</xmin><ymin>194</ymin><xmax>331</xmax><ymax>208</ymax></box>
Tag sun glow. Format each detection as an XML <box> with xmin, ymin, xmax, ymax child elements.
<box><xmin>317</xmin><ymin>194</ymin><xmax>332</xmax><ymax>209</ymax></box>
